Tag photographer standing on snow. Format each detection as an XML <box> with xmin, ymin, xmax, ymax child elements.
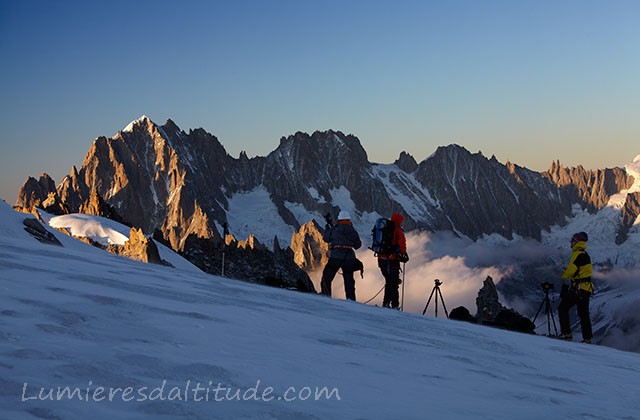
<box><xmin>557</xmin><ymin>231</ymin><xmax>594</xmax><ymax>343</ymax></box>
<box><xmin>320</xmin><ymin>210</ymin><xmax>361</xmax><ymax>301</ymax></box>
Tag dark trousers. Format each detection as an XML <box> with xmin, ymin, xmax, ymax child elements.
<box><xmin>378</xmin><ymin>259</ymin><xmax>400</xmax><ymax>308</ymax></box>
<box><xmin>558</xmin><ymin>289</ymin><xmax>592</xmax><ymax>340</ymax></box>
<box><xmin>321</xmin><ymin>257</ymin><xmax>356</xmax><ymax>301</ymax></box>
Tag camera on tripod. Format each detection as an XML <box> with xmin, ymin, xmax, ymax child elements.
<box><xmin>533</xmin><ymin>280</ymin><xmax>558</xmax><ymax>336</ymax></box>
<box><xmin>540</xmin><ymin>281</ymin><xmax>554</xmax><ymax>291</ymax></box>
<box><xmin>422</xmin><ymin>278</ymin><xmax>448</xmax><ymax>318</ymax></box>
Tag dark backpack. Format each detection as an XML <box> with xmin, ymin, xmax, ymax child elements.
<box><xmin>370</xmin><ymin>218</ymin><xmax>395</xmax><ymax>255</ymax></box>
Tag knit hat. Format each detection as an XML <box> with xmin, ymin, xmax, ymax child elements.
<box><xmin>571</xmin><ymin>231</ymin><xmax>588</xmax><ymax>243</ymax></box>
<box><xmin>338</xmin><ymin>210</ymin><xmax>351</xmax><ymax>220</ymax></box>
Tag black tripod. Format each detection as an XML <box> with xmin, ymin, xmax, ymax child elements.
<box><xmin>422</xmin><ymin>279</ymin><xmax>449</xmax><ymax>319</ymax></box>
<box><xmin>532</xmin><ymin>282</ymin><xmax>558</xmax><ymax>336</ymax></box>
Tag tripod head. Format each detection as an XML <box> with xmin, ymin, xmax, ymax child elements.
<box><xmin>434</xmin><ymin>279</ymin><xmax>442</xmax><ymax>287</ymax></box>
<box><xmin>540</xmin><ymin>281</ymin><xmax>554</xmax><ymax>291</ymax></box>
<box><xmin>540</xmin><ymin>281</ymin><xmax>554</xmax><ymax>296</ymax></box>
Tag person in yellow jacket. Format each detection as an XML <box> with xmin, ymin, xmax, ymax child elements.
<box><xmin>557</xmin><ymin>231</ymin><xmax>593</xmax><ymax>343</ymax></box>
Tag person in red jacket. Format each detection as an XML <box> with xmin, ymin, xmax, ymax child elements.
<box><xmin>377</xmin><ymin>213</ymin><xmax>409</xmax><ymax>309</ymax></box>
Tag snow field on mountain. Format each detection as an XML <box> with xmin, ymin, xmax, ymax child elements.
<box><xmin>2</xmin><ymin>202</ymin><xmax>639</xmax><ymax>419</ymax></box>
<box><xmin>226</xmin><ymin>186</ymin><xmax>298</xmax><ymax>249</ymax></box>
<box><xmin>39</xmin><ymin>210</ymin><xmax>201</xmax><ymax>273</ymax></box>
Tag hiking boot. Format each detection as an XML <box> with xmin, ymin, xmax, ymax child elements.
<box><xmin>581</xmin><ymin>339</ymin><xmax>591</xmax><ymax>344</ymax></box>
<box><xmin>557</xmin><ymin>333</ymin><xmax>573</xmax><ymax>340</ymax></box>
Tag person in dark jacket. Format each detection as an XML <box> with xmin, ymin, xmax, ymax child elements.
<box><xmin>320</xmin><ymin>210</ymin><xmax>362</xmax><ymax>301</ymax></box>
<box><xmin>557</xmin><ymin>231</ymin><xmax>594</xmax><ymax>343</ymax></box>
<box><xmin>377</xmin><ymin>213</ymin><xmax>409</xmax><ymax>309</ymax></box>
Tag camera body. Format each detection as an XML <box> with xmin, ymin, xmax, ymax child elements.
<box><xmin>540</xmin><ymin>281</ymin><xmax>554</xmax><ymax>290</ymax></box>
<box><xmin>434</xmin><ymin>279</ymin><xmax>442</xmax><ymax>286</ymax></box>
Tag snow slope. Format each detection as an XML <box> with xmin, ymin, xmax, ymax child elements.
<box><xmin>40</xmin><ymin>211</ymin><xmax>201</xmax><ymax>273</ymax></box>
<box><xmin>1</xmin><ymin>202</ymin><xmax>639</xmax><ymax>419</ymax></box>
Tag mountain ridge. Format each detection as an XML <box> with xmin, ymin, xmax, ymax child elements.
<box><xmin>14</xmin><ymin>116</ymin><xmax>638</xmax><ymax>283</ymax></box>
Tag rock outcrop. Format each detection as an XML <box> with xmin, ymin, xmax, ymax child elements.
<box><xmin>475</xmin><ymin>276</ymin><xmax>534</xmax><ymax>333</ymax></box>
<box><xmin>106</xmin><ymin>227</ymin><xmax>163</xmax><ymax>265</ymax></box>
<box><xmin>475</xmin><ymin>276</ymin><xmax>507</xmax><ymax>321</ymax></box>
<box><xmin>180</xmin><ymin>233</ymin><xmax>315</xmax><ymax>292</ymax></box>
<box><xmin>290</xmin><ymin>220</ymin><xmax>328</xmax><ymax>271</ymax></box>
<box><xmin>22</xmin><ymin>218</ymin><xmax>63</xmax><ymax>246</ymax></box>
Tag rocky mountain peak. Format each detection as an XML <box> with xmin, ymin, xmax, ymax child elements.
<box><xmin>260</xmin><ymin>129</ymin><xmax>394</xmax><ymax>229</ymax></box>
<box><xmin>276</xmin><ymin>130</ymin><xmax>369</xmax><ymax>168</ymax></box>
<box><xmin>433</xmin><ymin>143</ymin><xmax>466</xmax><ymax>157</ymax></box>
<box><xmin>162</xmin><ymin>118</ymin><xmax>180</xmax><ymax>134</ymax></box>
<box><xmin>38</xmin><ymin>173</ymin><xmax>56</xmax><ymax>192</ymax></box>
<box><xmin>14</xmin><ymin>173</ymin><xmax>57</xmax><ymax>211</ymax></box>
<box><xmin>413</xmin><ymin>144</ymin><xmax>573</xmax><ymax>240</ymax></box>
<box><xmin>394</xmin><ymin>151</ymin><xmax>418</xmax><ymax>173</ymax></box>
<box><xmin>122</xmin><ymin>115</ymin><xmax>153</xmax><ymax>133</ymax></box>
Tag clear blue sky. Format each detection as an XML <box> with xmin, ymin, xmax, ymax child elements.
<box><xmin>1</xmin><ymin>0</ymin><xmax>639</xmax><ymax>202</ymax></box>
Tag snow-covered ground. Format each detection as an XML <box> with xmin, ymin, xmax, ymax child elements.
<box><xmin>1</xmin><ymin>201</ymin><xmax>640</xmax><ymax>419</ymax></box>
<box><xmin>40</xmin><ymin>212</ymin><xmax>201</xmax><ymax>274</ymax></box>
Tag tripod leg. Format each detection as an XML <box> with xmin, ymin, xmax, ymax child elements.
<box><xmin>546</xmin><ymin>299</ymin><xmax>559</xmax><ymax>336</ymax></box>
<box><xmin>437</xmin><ymin>288</ymin><xmax>450</xmax><ymax>319</ymax></box>
<box><xmin>422</xmin><ymin>287</ymin><xmax>437</xmax><ymax>315</ymax></box>
<box><xmin>546</xmin><ymin>299</ymin><xmax>552</xmax><ymax>336</ymax></box>
<box><xmin>532</xmin><ymin>298</ymin><xmax>546</xmax><ymax>324</ymax></box>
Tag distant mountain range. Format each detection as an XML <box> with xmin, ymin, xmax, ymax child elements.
<box><xmin>14</xmin><ymin>116</ymin><xmax>640</xmax><ymax>281</ymax></box>
<box><xmin>13</xmin><ymin>115</ymin><xmax>640</xmax><ymax>352</ymax></box>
